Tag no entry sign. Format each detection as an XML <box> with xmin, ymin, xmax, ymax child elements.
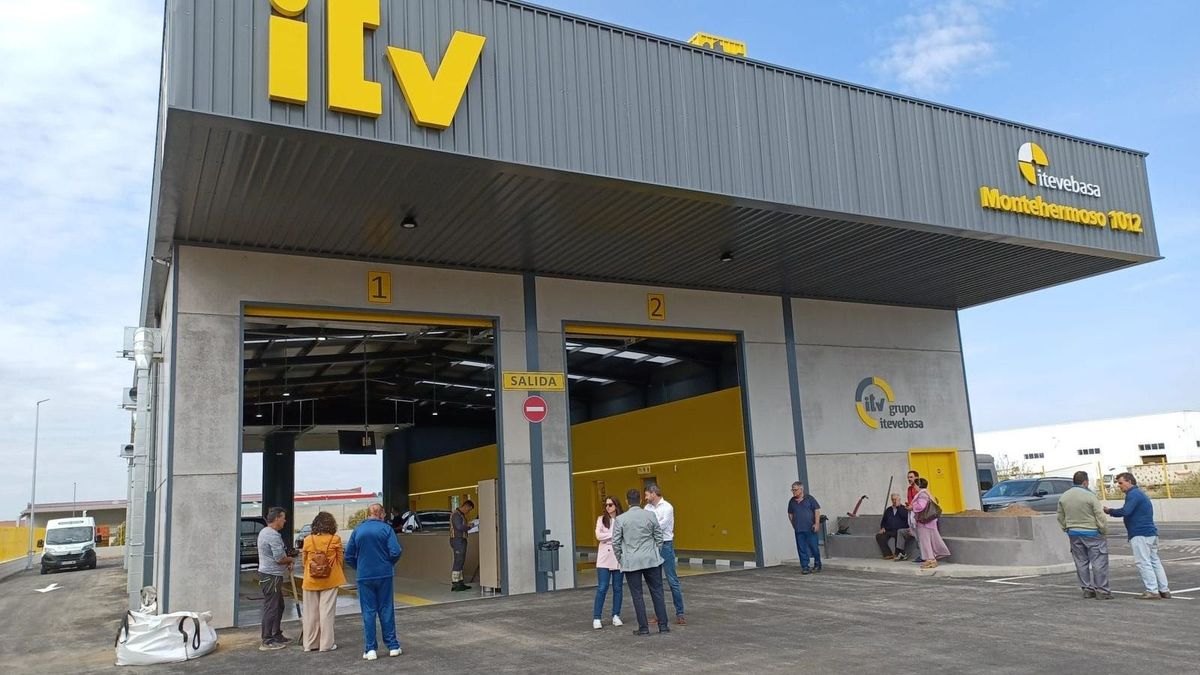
<box><xmin>523</xmin><ymin>395</ymin><xmax>548</xmax><ymax>424</ymax></box>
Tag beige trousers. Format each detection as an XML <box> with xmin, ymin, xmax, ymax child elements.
<box><xmin>301</xmin><ymin>587</ymin><xmax>339</xmax><ymax>651</ymax></box>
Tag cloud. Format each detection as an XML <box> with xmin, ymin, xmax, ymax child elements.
<box><xmin>873</xmin><ymin>0</ymin><xmax>1005</xmax><ymax>94</ymax></box>
<box><xmin>0</xmin><ymin>1</ymin><xmax>163</xmax><ymax>518</ymax></box>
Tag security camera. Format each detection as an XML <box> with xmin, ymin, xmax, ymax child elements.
<box><xmin>119</xmin><ymin>443</ymin><xmax>135</xmax><ymax>458</ymax></box>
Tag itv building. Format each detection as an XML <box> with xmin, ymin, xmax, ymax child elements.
<box><xmin>127</xmin><ymin>0</ymin><xmax>1158</xmax><ymax>627</ymax></box>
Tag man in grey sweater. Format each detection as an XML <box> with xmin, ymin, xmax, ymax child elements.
<box><xmin>612</xmin><ymin>489</ymin><xmax>668</xmax><ymax>636</ymax></box>
<box><xmin>1056</xmin><ymin>471</ymin><xmax>1110</xmax><ymax>599</ymax></box>
<box><xmin>257</xmin><ymin>507</ymin><xmax>295</xmax><ymax>650</ymax></box>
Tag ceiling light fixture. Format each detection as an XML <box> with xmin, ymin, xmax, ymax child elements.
<box><xmin>401</xmin><ymin>215</ymin><xmax>418</xmax><ymax>230</ymax></box>
<box><xmin>719</xmin><ymin>251</ymin><xmax>734</xmax><ymax>262</ymax></box>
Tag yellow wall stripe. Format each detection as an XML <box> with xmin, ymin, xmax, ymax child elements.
<box><xmin>570</xmin><ymin>450</ymin><xmax>746</xmax><ymax>476</ymax></box>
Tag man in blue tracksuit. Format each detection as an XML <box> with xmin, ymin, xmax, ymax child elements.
<box><xmin>1103</xmin><ymin>472</ymin><xmax>1171</xmax><ymax>599</ymax></box>
<box><xmin>345</xmin><ymin>503</ymin><xmax>403</xmax><ymax>659</ymax></box>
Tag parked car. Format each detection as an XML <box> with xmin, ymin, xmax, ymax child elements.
<box><xmin>981</xmin><ymin>477</ymin><xmax>1075</xmax><ymax>512</ymax></box>
<box><xmin>239</xmin><ymin>516</ymin><xmax>267</xmax><ymax>565</ymax></box>
<box><xmin>294</xmin><ymin>523</ymin><xmax>312</xmax><ymax>549</ymax></box>
<box><xmin>396</xmin><ymin>510</ymin><xmax>452</xmax><ymax>533</ymax></box>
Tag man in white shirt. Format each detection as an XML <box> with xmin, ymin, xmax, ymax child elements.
<box><xmin>644</xmin><ymin>484</ymin><xmax>685</xmax><ymax>624</ymax></box>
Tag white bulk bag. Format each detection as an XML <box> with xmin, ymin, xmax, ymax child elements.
<box><xmin>115</xmin><ymin>610</ymin><xmax>219</xmax><ymax>666</ymax></box>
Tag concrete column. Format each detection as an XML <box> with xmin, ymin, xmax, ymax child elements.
<box><xmin>262</xmin><ymin>433</ymin><xmax>296</xmax><ymax>547</ymax></box>
<box><xmin>382</xmin><ymin>432</ymin><xmax>410</xmax><ymax>514</ymax></box>
<box><xmin>536</xmin><ymin>326</ymin><xmax>574</xmax><ymax>589</ymax></box>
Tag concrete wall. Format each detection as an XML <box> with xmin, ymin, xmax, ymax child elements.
<box><xmin>792</xmin><ymin>299</ymin><xmax>981</xmax><ymax>521</ymax></box>
<box><xmin>536</xmin><ymin>278</ymin><xmax>799</xmax><ymax>571</ymax></box>
<box><xmin>1102</xmin><ymin>497</ymin><xmax>1200</xmax><ymax>523</ymax></box>
<box><xmin>160</xmin><ymin>247</ymin><xmax>989</xmax><ymax>624</ymax></box>
<box><xmin>165</xmin><ymin>246</ymin><xmax>531</xmax><ymax>627</ymax></box>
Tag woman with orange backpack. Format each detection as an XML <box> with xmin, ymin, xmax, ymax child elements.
<box><xmin>302</xmin><ymin>511</ymin><xmax>347</xmax><ymax>652</ymax></box>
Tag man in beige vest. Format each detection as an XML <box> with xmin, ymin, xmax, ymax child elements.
<box><xmin>1056</xmin><ymin>471</ymin><xmax>1110</xmax><ymax>599</ymax></box>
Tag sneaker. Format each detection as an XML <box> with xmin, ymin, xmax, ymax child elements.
<box><xmin>675</xmin><ymin>615</ymin><xmax>687</xmax><ymax>625</ymax></box>
<box><xmin>328</xmin><ymin>644</ymin><xmax>338</xmax><ymax>652</ymax></box>
<box><xmin>1160</xmin><ymin>591</ymin><xmax>1172</xmax><ymax>599</ymax></box>
<box><xmin>593</xmin><ymin>619</ymin><xmax>603</xmax><ymax>630</ymax></box>
<box><xmin>259</xmin><ymin>641</ymin><xmax>286</xmax><ymax>651</ymax></box>
<box><xmin>1136</xmin><ymin>592</ymin><xmax>1159</xmax><ymax>600</ymax></box>
<box><xmin>611</xmin><ymin>615</ymin><xmax>623</xmax><ymax>627</ymax></box>
<box><xmin>275</xmin><ymin>635</ymin><xmax>292</xmax><ymax>644</ymax></box>
<box><xmin>658</xmin><ymin>626</ymin><xmax>671</xmax><ymax>634</ymax></box>
<box><xmin>1099</xmin><ymin>592</ymin><xmax>1113</xmax><ymax>600</ymax></box>
<box><xmin>882</xmin><ymin>554</ymin><xmax>895</xmax><ymax>560</ymax></box>
<box><xmin>801</xmin><ymin>569</ymin><xmax>811</xmax><ymax>575</ymax></box>
<box><xmin>1083</xmin><ymin>589</ymin><xmax>1097</xmax><ymax>599</ymax></box>
<box><xmin>813</xmin><ymin>565</ymin><xmax>822</xmax><ymax>573</ymax></box>
<box><xmin>389</xmin><ymin>648</ymin><xmax>402</xmax><ymax>657</ymax></box>
<box><xmin>632</xmin><ymin>629</ymin><xmax>650</xmax><ymax>636</ymax></box>
<box><xmin>363</xmin><ymin>650</ymin><xmax>378</xmax><ymax>660</ymax></box>
<box><xmin>895</xmin><ymin>553</ymin><xmax>907</xmax><ymax>561</ymax></box>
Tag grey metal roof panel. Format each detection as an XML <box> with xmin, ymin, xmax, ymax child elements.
<box><xmin>160</xmin><ymin>0</ymin><xmax>1159</xmax><ymax>263</ymax></box>
<box><xmin>154</xmin><ymin>110</ymin><xmax>1144</xmax><ymax>310</ymax></box>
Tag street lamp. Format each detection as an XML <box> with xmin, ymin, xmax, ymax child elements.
<box><xmin>26</xmin><ymin>398</ymin><xmax>50</xmax><ymax>570</ymax></box>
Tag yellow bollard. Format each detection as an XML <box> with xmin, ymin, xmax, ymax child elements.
<box><xmin>1096</xmin><ymin>461</ymin><xmax>1106</xmax><ymax>500</ymax></box>
<box><xmin>1163</xmin><ymin>461</ymin><xmax>1172</xmax><ymax>499</ymax></box>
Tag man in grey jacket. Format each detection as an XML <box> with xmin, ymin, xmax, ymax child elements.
<box><xmin>1056</xmin><ymin>471</ymin><xmax>1110</xmax><ymax>599</ymax></box>
<box><xmin>612</xmin><ymin>489</ymin><xmax>669</xmax><ymax>636</ymax></box>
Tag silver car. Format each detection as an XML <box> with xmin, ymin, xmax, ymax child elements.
<box><xmin>981</xmin><ymin>477</ymin><xmax>1075</xmax><ymax>512</ymax></box>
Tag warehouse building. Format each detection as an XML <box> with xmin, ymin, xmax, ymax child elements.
<box><xmin>129</xmin><ymin>0</ymin><xmax>1159</xmax><ymax>627</ymax></box>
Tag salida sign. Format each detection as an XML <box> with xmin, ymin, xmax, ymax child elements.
<box><xmin>854</xmin><ymin>377</ymin><xmax>924</xmax><ymax>430</ymax></box>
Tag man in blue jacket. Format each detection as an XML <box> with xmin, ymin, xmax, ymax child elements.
<box><xmin>1103</xmin><ymin>473</ymin><xmax>1171</xmax><ymax>599</ymax></box>
<box><xmin>345</xmin><ymin>503</ymin><xmax>403</xmax><ymax>659</ymax></box>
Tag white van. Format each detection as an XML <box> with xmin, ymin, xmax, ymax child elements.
<box><xmin>39</xmin><ymin>516</ymin><xmax>100</xmax><ymax>574</ymax></box>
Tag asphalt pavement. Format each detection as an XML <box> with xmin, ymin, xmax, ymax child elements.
<box><xmin>1</xmin><ymin>527</ymin><xmax>1196</xmax><ymax>674</ymax></box>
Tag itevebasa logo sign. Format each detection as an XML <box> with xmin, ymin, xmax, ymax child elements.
<box><xmin>977</xmin><ymin>141</ymin><xmax>1144</xmax><ymax>235</ymax></box>
<box><xmin>1017</xmin><ymin>142</ymin><xmax>1101</xmax><ymax>198</ymax></box>
<box><xmin>268</xmin><ymin>0</ymin><xmax>485</xmax><ymax>129</ymax></box>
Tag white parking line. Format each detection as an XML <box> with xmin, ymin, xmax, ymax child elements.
<box><xmin>982</xmin><ymin>577</ymin><xmax>1193</xmax><ymax>600</ymax></box>
<box><xmin>985</xmin><ymin>576</ymin><xmax>1038</xmax><ymax>585</ymax></box>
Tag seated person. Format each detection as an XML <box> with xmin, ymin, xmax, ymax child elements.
<box><xmin>875</xmin><ymin>493</ymin><xmax>912</xmax><ymax>560</ymax></box>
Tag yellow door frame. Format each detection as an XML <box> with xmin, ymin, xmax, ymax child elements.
<box><xmin>908</xmin><ymin>448</ymin><xmax>963</xmax><ymax>514</ymax></box>
<box><xmin>244</xmin><ymin>305</ymin><xmax>492</xmax><ymax>328</ymax></box>
<box><xmin>563</xmin><ymin>322</ymin><xmax>737</xmax><ymax>343</ymax></box>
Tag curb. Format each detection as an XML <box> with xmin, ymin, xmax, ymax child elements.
<box><xmin>782</xmin><ymin>558</ymin><xmax>1078</xmax><ymax>578</ymax></box>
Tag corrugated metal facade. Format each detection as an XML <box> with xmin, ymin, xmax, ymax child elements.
<box><xmin>163</xmin><ymin>0</ymin><xmax>1157</xmax><ymax>259</ymax></box>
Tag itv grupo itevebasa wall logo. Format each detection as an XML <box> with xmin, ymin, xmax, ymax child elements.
<box><xmin>854</xmin><ymin>376</ymin><xmax>924</xmax><ymax>430</ymax></box>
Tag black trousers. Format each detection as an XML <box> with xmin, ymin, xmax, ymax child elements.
<box><xmin>875</xmin><ymin>530</ymin><xmax>911</xmax><ymax>556</ymax></box>
<box><xmin>259</xmin><ymin>573</ymin><xmax>284</xmax><ymax>642</ymax></box>
<box><xmin>624</xmin><ymin>565</ymin><xmax>668</xmax><ymax>631</ymax></box>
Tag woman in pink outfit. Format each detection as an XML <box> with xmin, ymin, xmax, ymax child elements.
<box><xmin>910</xmin><ymin>478</ymin><xmax>951</xmax><ymax>569</ymax></box>
<box><xmin>591</xmin><ymin>497</ymin><xmax>624</xmax><ymax>629</ymax></box>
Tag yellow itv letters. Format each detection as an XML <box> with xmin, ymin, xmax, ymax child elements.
<box><xmin>268</xmin><ymin>0</ymin><xmax>486</xmax><ymax>129</ymax></box>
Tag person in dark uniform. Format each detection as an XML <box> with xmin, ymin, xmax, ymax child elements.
<box><xmin>450</xmin><ymin>500</ymin><xmax>475</xmax><ymax>591</ymax></box>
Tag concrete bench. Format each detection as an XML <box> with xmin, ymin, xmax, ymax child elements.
<box><xmin>826</xmin><ymin>514</ymin><xmax>1072</xmax><ymax>566</ymax></box>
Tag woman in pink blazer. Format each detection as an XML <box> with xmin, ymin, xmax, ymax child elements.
<box><xmin>592</xmin><ymin>497</ymin><xmax>624</xmax><ymax>629</ymax></box>
<box><xmin>910</xmin><ymin>477</ymin><xmax>952</xmax><ymax>568</ymax></box>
